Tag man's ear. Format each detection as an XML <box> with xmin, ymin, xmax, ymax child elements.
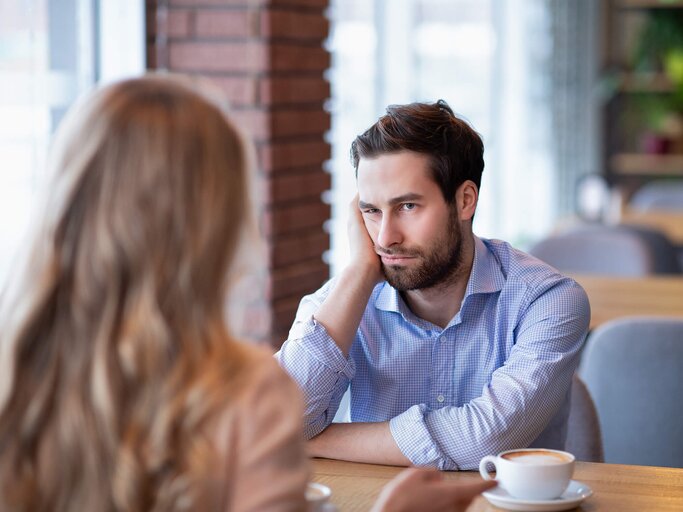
<box><xmin>456</xmin><ymin>180</ymin><xmax>478</xmax><ymax>221</ymax></box>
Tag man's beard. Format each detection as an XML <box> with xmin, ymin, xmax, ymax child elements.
<box><xmin>379</xmin><ymin>207</ymin><xmax>464</xmax><ymax>291</ymax></box>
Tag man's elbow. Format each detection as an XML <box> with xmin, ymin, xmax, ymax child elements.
<box><xmin>303</xmin><ymin>412</ymin><xmax>334</xmax><ymax>440</ymax></box>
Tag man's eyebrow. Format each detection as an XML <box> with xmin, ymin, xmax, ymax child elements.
<box><xmin>358</xmin><ymin>193</ymin><xmax>424</xmax><ymax>210</ymax></box>
<box><xmin>388</xmin><ymin>193</ymin><xmax>423</xmax><ymax>205</ymax></box>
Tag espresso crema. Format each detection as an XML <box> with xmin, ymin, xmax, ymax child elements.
<box><xmin>502</xmin><ymin>450</ymin><xmax>571</xmax><ymax>465</ymax></box>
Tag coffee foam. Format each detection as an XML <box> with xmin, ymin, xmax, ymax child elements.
<box><xmin>502</xmin><ymin>450</ymin><xmax>570</xmax><ymax>465</ymax></box>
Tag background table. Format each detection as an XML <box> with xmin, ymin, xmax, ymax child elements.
<box><xmin>569</xmin><ymin>274</ymin><xmax>683</xmax><ymax>330</ymax></box>
<box><xmin>312</xmin><ymin>458</ymin><xmax>683</xmax><ymax>511</ymax></box>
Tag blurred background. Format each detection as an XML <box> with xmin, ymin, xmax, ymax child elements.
<box><xmin>1</xmin><ymin>0</ymin><xmax>682</xmax><ymax>344</ymax></box>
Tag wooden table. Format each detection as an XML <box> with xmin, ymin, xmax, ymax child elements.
<box><xmin>312</xmin><ymin>458</ymin><xmax>683</xmax><ymax>511</ymax></box>
<box><xmin>569</xmin><ymin>274</ymin><xmax>683</xmax><ymax>330</ymax></box>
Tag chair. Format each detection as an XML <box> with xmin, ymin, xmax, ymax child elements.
<box><xmin>529</xmin><ymin>225</ymin><xmax>655</xmax><ymax>276</ymax></box>
<box><xmin>579</xmin><ymin>317</ymin><xmax>683</xmax><ymax>468</ymax></box>
<box><xmin>630</xmin><ymin>180</ymin><xmax>683</xmax><ymax>212</ymax></box>
<box><xmin>529</xmin><ymin>223</ymin><xmax>682</xmax><ymax>276</ymax></box>
<box><xmin>565</xmin><ymin>374</ymin><xmax>603</xmax><ymax>463</ymax></box>
<box><xmin>620</xmin><ymin>224</ymin><xmax>682</xmax><ymax>274</ymax></box>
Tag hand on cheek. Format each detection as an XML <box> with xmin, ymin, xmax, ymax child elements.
<box><xmin>348</xmin><ymin>195</ymin><xmax>383</xmax><ymax>283</ymax></box>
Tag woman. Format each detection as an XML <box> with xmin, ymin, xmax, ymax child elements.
<box><xmin>0</xmin><ymin>75</ymin><xmax>492</xmax><ymax>511</ymax></box>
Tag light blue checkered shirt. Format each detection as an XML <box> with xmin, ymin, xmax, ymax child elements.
<box><xmin>276</xmin><ymin>237</ymin><xmax>590</xmax><ymax>470</ymax></box>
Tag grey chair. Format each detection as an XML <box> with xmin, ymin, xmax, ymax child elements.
<box><xmin>621</xmin><ymin>224</ymin><xmax>683</xmax><ymax>274</ymax></box>
<box><xmin>630</xmin><ymin>180</ymin><xmax>683</xmax><ymax>212</ymax></box>
<box><xmin>529</xmin><ymin>223</ymin><xmax>682</xmax><ymax>276</ymax></box>
<box><xmin>579</xmin><ymin>317</ymin><xmax>683</xmax><ymax>468</ymax></box>
<box><xmin>565</xmin><ymin>374</ymin><xmax>603</xmax><ymax>463</ymax></box>
<box><xmin>529</xmin><ymin>226</ymin><xmax>655</xmax><ymax>276</ymax></box>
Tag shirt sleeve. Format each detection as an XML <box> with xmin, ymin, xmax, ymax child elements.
<box><xmin>227</xmin><ymin>356</ymin><xmax>310</xmax><ymax>512</ymax></box>
<box><xmin>275</xmin><ymin>282</ymin><xmax>356</xmax><ymax>439</ymax></box>
<box><xmin>389</xmin><ymin>278</ymin><xmax>590</xmax><ymax>471</ymax></box>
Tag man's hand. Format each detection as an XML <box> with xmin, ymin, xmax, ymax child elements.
<box><xmin>348</xmin><ymin>194</ymin><xmax>382</xmax><ymax>284</ymax></box>
<box><xmin>312</xmin><ymin>195</ymin><xmax>384</xmax><ymax>356</ymax></box>
<box><xmin>371</xmin><ymin>468</ymin><xmax>496</xmax><ymax>512</ymax></box>
<box><xmin>307</xmin><ymin>422</ymin><xmax>411</xmax><ymax>466</ymax></box>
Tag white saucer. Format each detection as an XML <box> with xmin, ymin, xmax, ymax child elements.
<box><xmin>482</xmin><ymin>480</ymin><xmax>593</xmax><ymax>511</ymax></box>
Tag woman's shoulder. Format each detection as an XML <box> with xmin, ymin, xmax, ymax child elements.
<box><xmin>211</xmin><ymin>340</ymin><xmax>303</xmax><ymax>458</ymax></box>
<box><xmin>223</xmin><ymin>341</ymin><xmax>301</xmax><ymax>407</ymax></box>
<box><xmin>215</xmin><ymin>342</ymin><xmax>308</xmax><ymax>511</ymax></box>
<box><xmin>234</xmin><ymin>341</ymin><xmax>288</xmax><ymax>375</ymax></box>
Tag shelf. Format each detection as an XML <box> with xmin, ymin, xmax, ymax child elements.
<box><xmin>611</xmin><ymin>153</ymin><xmax>683</xmax><ymax>176</ymax></box>
<box><xmin>605</xmin><ymin>0</ymin><xmax>683</xmax><ymax>187</ymax></box>
<box><xmin>616</xmin><ymin>72</ymin><xmax>676</xmax><ymax>93</ymax></box>
<box><xmin>617</xmin><ymin>0</ymin><xmax>683</xmax><ymax>9</ymax></box>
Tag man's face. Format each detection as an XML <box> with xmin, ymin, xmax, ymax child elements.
<box><xmin>357</xmin><ymin>151</ymin><xmax>464</xmax><ymax>291</ymax></box>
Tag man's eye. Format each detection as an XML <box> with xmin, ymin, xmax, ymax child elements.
<box><xmin>401</xmin><ymin>203</ymin><xmax>416</xmax><ymax>211</ymax></box>
<box><xmin>363</xmin><ymin>208</ymin><xmax>379</xmax><ymax>214</ymax></box>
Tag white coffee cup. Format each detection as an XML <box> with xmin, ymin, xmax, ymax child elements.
<box><xmin>306</xmin><ymin>482</ymin><xmax>333</xmax><ymax>512</ymax></box>
<box><xmin>479</xmin><ymin>448</ymin><xmax>575</xmax><ymax>501</ymax></box>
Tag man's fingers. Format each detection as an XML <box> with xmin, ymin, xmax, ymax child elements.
<box><xmin>349</xmin><ymin>193</ymin><xmax>360</xmax><ymax>211</ymax></box>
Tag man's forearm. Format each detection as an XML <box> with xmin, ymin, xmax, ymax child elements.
<box><xmin>307</xmin><ymin>422</ymin><xmax>412</xmax><ymax>466</ymax></box>
<box><xmin>313</xmin><ymin>264</ymin><xmax>378</xmax><ymax>356</ymax></box>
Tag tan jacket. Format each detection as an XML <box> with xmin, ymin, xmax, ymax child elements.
<box><xmin>215</xmin><ymin>345</ymin><xmax>309</xmax><ymax>511</ymax></box>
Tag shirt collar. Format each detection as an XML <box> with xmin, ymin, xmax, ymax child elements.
<box><xmin>465</xmin><ymin>235</ymin><xmax>506</xmax><ymax>297</ymax></box>
<box><xmin>374</xmin><ymin>236</ymin><xmax>505</xmax><ymax>315</ymax></box>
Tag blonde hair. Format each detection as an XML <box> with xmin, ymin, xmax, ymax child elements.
<box><xmin>0</xmin><ymin>75</ymin><xmax>254</xmax><ymax>510</ymax></box>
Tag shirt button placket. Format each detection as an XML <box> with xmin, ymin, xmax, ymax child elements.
<box><xmin>432</xmin><ymin>333</ymin><xmax>448</xmax><ymax>407</ymax></box>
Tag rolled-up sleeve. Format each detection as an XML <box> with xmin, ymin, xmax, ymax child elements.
<box><xmin>275</xmin><ymin>282</ymin><xmax>356</xmax><ymax>439</ymax></box>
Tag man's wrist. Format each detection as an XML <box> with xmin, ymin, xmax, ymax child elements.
<box><xmin>346</xmin><ymin>260</ymin><xmax>382</xmax><ymax>287</ymax></box>
<box><xmin>306</xmin><ymin>422</ymin><xmax>411</xmax><ymax>466</ymax></box>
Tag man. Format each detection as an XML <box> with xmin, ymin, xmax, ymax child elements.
<box><xmin>276</xmin><ymin>100</ymin><xmax>590</xmax><ymax>471</ymax></box>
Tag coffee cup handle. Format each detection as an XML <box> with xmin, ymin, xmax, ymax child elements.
<box><xmin>479</xmin><ymin>455</ymin><xmax>498</xmax><ymax>481</ymax></box>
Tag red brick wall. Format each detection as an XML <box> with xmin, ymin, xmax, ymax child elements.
<box><xmin>147</xmin><ymin>0</ymin><xmax>331</xmax><ymax>346</ymax></box>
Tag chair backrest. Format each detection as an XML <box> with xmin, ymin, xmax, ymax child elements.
<box><xmin>579</xmin><ymin>317</ymin><xmax>683</xmax><ymax>468</ymax></box>
<box><xmin>630</xmin><ymin>180</ymin><xmax>683</xmax><ymax>212</ymax></box>
<box><xmin>620</xmin><ymin>224</ymin><xmax>683</xmax><ymax>274</ymax></box>
<box><xmin>529</xmin><ymin>227</ymin><xmax>655</xmax><ymax>276</ymax></box>
<box><xmin>565</xmin><ymin>374</ymin><xmax>604</xmax><ymax>463</ymax></box>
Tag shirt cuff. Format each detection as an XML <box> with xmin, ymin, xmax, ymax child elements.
<box><xmin>389</xmin><ymin>405</ymin><xmax>458</xmax><ymax>471</ymax></box>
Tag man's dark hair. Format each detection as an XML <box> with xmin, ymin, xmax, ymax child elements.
<box><xmin>350</xmin><ymin>100</ymin><xmax>484</xmax><ymax>204</ymax></box>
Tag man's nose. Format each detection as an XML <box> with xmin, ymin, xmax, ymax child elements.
<box><xmin>377</xmin><ymin>215</ymin><xmax>402</xmax><ymax>248</ymax></box>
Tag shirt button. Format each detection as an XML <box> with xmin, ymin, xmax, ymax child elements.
<box><xmin>439</xmin><ymin>336</ymin><xmax>446</xmax><ymax>342</ymax></box>
<box><xmin>437</xmin><ymin>394</ymin><xmax>445</xmax><ymax>403</ymax></box>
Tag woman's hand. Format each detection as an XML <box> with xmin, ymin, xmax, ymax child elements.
<box><xmin>372</xmin><ymin>468</ymin><xmax>496</xmax><ymax>512</ymax></box>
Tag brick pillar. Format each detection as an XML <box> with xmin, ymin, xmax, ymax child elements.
<box><xmin>147</xmin><ymin>0</ymin><xmax>331</xmax><ymax>347</ymax></box>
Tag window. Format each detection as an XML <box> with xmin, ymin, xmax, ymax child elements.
<box><xmin>327</xmin><ymin>0</ymin><xmax>595</xmax><ymax>275</ymax></box>
<box><xmin>0</xmin><ymin>0</ymin><xmax>143</xmax><ymax>286</ymax></box>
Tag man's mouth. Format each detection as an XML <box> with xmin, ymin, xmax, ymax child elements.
<box><xmin>378</xmin><ymin>253</ymin><xmax>417</xmax><ymax>265</ymax></box>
